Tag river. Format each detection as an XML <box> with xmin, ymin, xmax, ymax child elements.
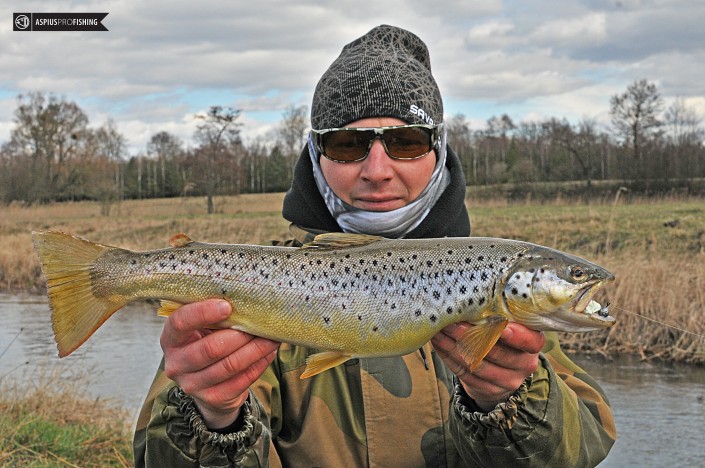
<box><xmin>1</xmin><ymin>293</ymin><xmax>704</xmax><ymax>466</ymax></box>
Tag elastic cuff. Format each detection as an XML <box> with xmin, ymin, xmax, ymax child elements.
<box><xmin>174</xmin><ymin>387</ymin><xmax>259</xmax><ymax>452</ymax></box>
<box><xmin>453</xmin><ymin>374</ymin><xmax>533</xmax><ymax>431</ymax></box>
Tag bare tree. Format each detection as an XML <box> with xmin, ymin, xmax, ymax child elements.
<box><xmin>194</xmin><ymin>106</ymin><xmax>242</xmax><ymax>214</ymax></box>
<box><xmin>609</xmin><ymin>79</ymin><xmax>663</xmax><ymax>165</ymax></box>
<box><xmin>276</xmin><ymin>104</ymin><xmax>309</xmax><ymax>180</ymax></box>
<box><xmin>147</xmin><ymin>131</ymin><xmax>183</xmax><ymax>197</ymax></box>
<box><xmin>10</xmin><ymin>92</ymin><xmax>89</xmax><ymax>202</ymax></box>
<box><xmin>664</xmin><ymin>98</ymin><xmax>703</xmax><ymax>146</ymax></box>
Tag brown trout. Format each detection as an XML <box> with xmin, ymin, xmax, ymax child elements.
<box><xmin>32</xmin><ymin>230</ymin><xmax>615</xmax><ymax>378</ymax></box>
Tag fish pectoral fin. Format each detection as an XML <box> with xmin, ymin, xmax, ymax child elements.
<box><xmin>456</xmin><ymin>317</ymin><xmax>508</xmax><ymax>371</ymax></box>
<box><xmin>301</xmin><ymin>351</ymin><xmax>352</xmax><ymax>379</ymax></box>
<box><xmin>157</xmin><ymin>300</ymin><xmax>185</xmax><ymax>317</ymax></box>
<box><xmin>302</xmin><ymin>233</ymin><xmax>385</xmax><ymax>250</ymax></box>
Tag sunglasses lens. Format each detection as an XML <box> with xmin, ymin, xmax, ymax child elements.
<box><xmin>320</xmin><ymin>126</ymin><xmax>434</xmax><ymax>162</ymax></box>
<box><xmin>383</xmin><ymin>126</ymin><xmax>433</xmax><ymax>159</ymax></box>
<box><xmin>321</xmin><ymin>130</ymin><xmax>374</xmax><ymax>162</ymax></box>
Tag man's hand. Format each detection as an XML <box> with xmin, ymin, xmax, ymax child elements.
<box><xmin>432</xmin><ymin>322</ymin><xmax>545</xmax><ymax>412</ymax></box>
<box><xmin>160</xmin><ymin>299</ymin><xmax>280</xmax><ymax>429</ymax></box>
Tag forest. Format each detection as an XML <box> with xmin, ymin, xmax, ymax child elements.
<box><xmin>1</xmin><ymin>79</ymin><xmax>703</xmax><ymax>212</ymax></box>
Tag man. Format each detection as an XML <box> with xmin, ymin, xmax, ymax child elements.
<box><xmin>135</xmin><ymin>25</ymin><xmax>615</xmax><ymax>467</ymax></box>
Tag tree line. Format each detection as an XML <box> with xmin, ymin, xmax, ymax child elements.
<box><xmin>1</xmin><ymin>80</ymin><xmax>703</xmax><ymax>211</ymax></box>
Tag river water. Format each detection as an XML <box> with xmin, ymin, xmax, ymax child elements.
<box><xmin>1</xmin><ymin>293</ymin><xmax>704</xmax><ymax>466</ymax></box>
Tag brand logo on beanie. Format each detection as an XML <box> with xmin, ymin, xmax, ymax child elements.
<box><xmin>409</xmin><ymin>105</ymin><xmax>434</xmax><ymax>125</ymax></box>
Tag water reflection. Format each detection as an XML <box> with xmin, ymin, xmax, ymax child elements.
<box><xmin>573</xmin><ymin>354</ymin><xmax>705</xmax><ymax>467</ymax></box>
<box><xmin>1</xmin><ymin>294</ymin><xmax>704</xmax><ymax>465</ymax></box>
<box><xmin>0</xmin><ymin>293</ymin><xmax>165</xmax><ymax>421</ymax></box>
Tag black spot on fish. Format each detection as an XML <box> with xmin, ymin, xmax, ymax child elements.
<box><xmin>490</xmin><ymin>244</ymin><xmax>495</xmax><ymax>248</ymax></box>
<box><xmin>316</xmin><ymin>259</ymin><xmax>322</xmax><ymax>265</ymax></box>
<box><xmin>130</xmin><ymin>259</ymin><xmax>137</xmax><ymax>265</ymax></box>
<box><xmin>221</xmin><ymin>249</ymin><xmax>227</xmax><ymax>254</ymax></box>
<box><xmin>468</xmin><ymin>298</ymin><xmax>474</xmax><ymax>305</ymax></box>
<box><xmin>323</xmin><ymin>317</ymin><xmax>330</xmax><ymax>324</ymax></box>
<box><xmin>345</xmin><ymin>254</ymin><xmax>351</xmax><ymax>259</ymax></box>
<box><xmin>222</xmin><ymin>288</ymin><xmax>227</xmax><ymax>294</ymax></box>
<box><xmin>391</xmin><ymin>303</ymin><xmax>397</xmax><ymax>310</ymax></box>
<box><xmin>500</xmin><ymin>257</ymin><xmax>507</xmax><ymax>262</ymax></box>
<box><xmin>358</xmin><ymin>315</ymin><xmax>363</xmax><ymax>320</ymax></box>
<box><xmin>478</xmin><ymin>256</ymin><xmax>484</xmax><ymax>261</ymax></box>
<box><xmin>169</xmin><ymin>254</ymin><xmax>175</xmax><ymax>260</ymax></box>
<box><xmin>426</xmin><ymin>260</ymin><xmax>433</xmax><ymax>267</ymax></box>
<box><xmin>478</xmin><ymin>297</ymin><xmax>486</xmax><ymax>305</ymax></box>
<box><xmin>447</xmin><ymin>250</ymin><xmax>453</xmax><ymax>255</ymax></box>
<box><xmin>522</xmin><ymin>293</ymin><xmax>528</xmax><ymax>299</ymax></box>
<box><xmin>515</xmin><ymin>274</ymin><xmax>521</xmax><ymax>280</ymax></box>
<box><xmin>373</xmin><ymin>326</ymin><xmax>379</xmax><ymax>332</ymax></box>
<box><xmin>387</xmin><ymin>252</ymin><xmax>392</xmax><ymax>257</ymax></box>
<box><xmin>144</xmin><ymin>254</ymin><xmax>151</xmax><ymax>258</ymax></box>
<box><xmin>481</xmin><ymin>272</ymin><xmax>488</xmax><ymax>281</ymax></box>
<box><xmin>430</xmin><ymin>315</ymin><xmax>437</xmax><ymax>322</ymax></box>
<box><xmin>512</xmin><ymin>288</ymin><xmax>519</xmax><ymax>295</ymax></box>
<box><xmin>446</xmin><ymin>307</ymin><xmax>453</xmax><ymax>314</ymax></box>
<box><xmin>460</xmin><ymin>285</ymin><xmax>467</xmax><ymax>294</ymax></box>
<box><xmin>305</xmin><ymin>295</ymin><xmax>310</xmax><ymax>301</ymax></box>
<box><xmin>159</xmin><ymin>262</ymin><xmax>166</xmax><ymax>267</ymax></box>
<box><xmin>202</xmin><ymin>253</ymin><xmax>209</xmax><ymax>260</ymax></box>
<box><xmin>415</xmin><ymin>309</ymin><xmax>422</xmax><ymax>317</ymax></box>
<box><xmin>433</xmin><ymin>291</ymin><xmax>441</xmax><ymax>300</ymax></box>
<box><xmin>359</xmin><ymin>259</ymin><xmax>365</xmax><ymax>264</ymax></box>
<box><xmin>286</xmin><ymin>253</ymin><xmax>291</xmax><ymax>259</ymax></box>
<box><xmin>467</xmin><ymin>245</ymin><xmax>474</xmax><ymax>250</ymax></box>
<box><xmin>238</xmin><ymin>253</ymin><xmax>244</xmax><ymax>258</ymax></box>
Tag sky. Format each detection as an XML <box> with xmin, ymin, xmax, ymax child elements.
<box><xmin>1</xmin><ymin>0</ymin><xmax>704</xmax><ymax>155</ymax></box>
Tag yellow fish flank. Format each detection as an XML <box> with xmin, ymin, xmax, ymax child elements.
<box><xmin>32</xmin><ymin>231</ymin><xmax>616</xmax><ymax>378</ymax></box>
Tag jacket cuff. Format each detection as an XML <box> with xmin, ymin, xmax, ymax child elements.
<box><xmin>453</xmin><ymin>374</ymin><xmax>533</xmax><ymax>431</ymax></box>
<box><xmin>170</xmin><ymin>387</ymin><xmax>263</xmax><ymax>459</ymax></box>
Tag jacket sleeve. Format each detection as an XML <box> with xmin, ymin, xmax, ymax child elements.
<box><xmin>133</xmin><ymin>358</ymin><xmax>278</xmax><ymax>468</ymax></box>
<box><xmin>448</xmin><ymin>332</ymin><xmax>616</xmax><ymax>467</ymax></box>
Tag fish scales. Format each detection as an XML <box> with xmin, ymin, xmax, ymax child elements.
<box><xmin>32</xmin><ymin>230</ymin><xmax>616</xmax><ymax>377</ymax></box>
<box><xmin>92</xmin><ymin>237</ymin><xmax>521</xmax><ymax>356</ymax></box>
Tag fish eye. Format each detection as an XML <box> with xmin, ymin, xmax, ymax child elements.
<box><xmin>570</xmin><ymin>266</ymin><xmax>588</xmax><ymax>282</ymax></box>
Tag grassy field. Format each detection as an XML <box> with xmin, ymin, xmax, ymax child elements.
<box><xmin>0</xmin><ymin>192</ymin><xmax>703</xmax><ymax>466</ymax></box>
<box><xmin>0</xmin><ymin>372</ymin><xmax>132</xmax><ymax>466</ymax></box>
<box><xmin>1</xmin><ymin>192</ymin><xmax>704</xmax><ymax>365</ymax></box>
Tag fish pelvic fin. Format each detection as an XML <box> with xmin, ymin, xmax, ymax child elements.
<box><xmin>157</xmin><ymin>300</ymin><xmax>184</xmax><ymax>317</ymax></box>
<box><xmin>32</xmin><ymin>230</ymin><xmax>126</xmax><ymax>358</ymax></box>
<box><xmin>457</xmin><ymin>317</ymin><xmax>508</xmax><ymax>371</ymax></box>
<box><xmin>300</xmin><ymin>351</ymin><xmax>352</xmax><ymax>379</ymax></box>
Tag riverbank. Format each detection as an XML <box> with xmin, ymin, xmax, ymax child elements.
<box><xmin>0</xmin><ymin>372</ymin><xmax>132</xmax><ymax>466</ymax></box>
<box><xmin>1</xmin><ymin>193</ymin><xmax>704</xmax><ymax>363</ymax></box>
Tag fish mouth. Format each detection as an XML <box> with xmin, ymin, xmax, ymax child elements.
<box><xmin>559</xmin><ymin>278</ymin><xmax>616</xmax><ymax>329</ymax></box>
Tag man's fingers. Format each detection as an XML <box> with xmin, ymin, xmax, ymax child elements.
<box><xmin>501</xmin><ymin>323</ymin><xmax>545</xmax><ymax>354</ymax></box>
<box><xmin>161</xmin><ymin>299</ymin><xmax>231</xmax><ymax>348</ymax></box>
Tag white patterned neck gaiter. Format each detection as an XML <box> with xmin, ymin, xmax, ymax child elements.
<box><xmin>308</xmin><ymin>128</ymin><xmax>450</xmax><ymax>238</ymax></box>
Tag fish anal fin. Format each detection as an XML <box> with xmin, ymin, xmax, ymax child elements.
<box><xmin>157</xmin><ymin>300</ymin><xmax>184</xmax><ymax>317</ymax></box>
<box><xmin>302</xmin><ymin>233</ymin><xmax>384</xmax><ymax>251</ymax></box>
<box><xmin>169</xmin><ymin>233</ymin><xmax>194</xmax><ymax>248</ymax></box>
<box><xmin>457</xmin><ymin>317</ymin><xmax>508</xmax><ymax>371</ymax></box>
<box><xmin>300</xmin><ymin>351</ymin><xmax>352</xmax><ymax>379</ymax></box>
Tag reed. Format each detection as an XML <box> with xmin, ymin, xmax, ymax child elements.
<box><xmin>1</xmin><ymin>193</ymin><xmax>703</xmax><ymax>363</ymax></box>
<box><xmin>0</xmin><ymin>369</ymin><xmax>132</xmax><ymax>466</ymax></box>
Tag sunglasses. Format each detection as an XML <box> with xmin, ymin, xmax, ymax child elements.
<box><xmin>311</xmin><ymin>123</ymin><xmax>443</xmax><ymax>163</ymax></box>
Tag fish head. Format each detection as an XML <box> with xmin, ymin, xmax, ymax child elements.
<box><xmin>501</xmin><ymin>247</ymin><xmax>616</xmax><ymax>332</ymax></box>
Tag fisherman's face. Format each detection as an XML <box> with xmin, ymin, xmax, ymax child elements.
<box><xmin>319</xmin><ymin>117</ymin><xmax>437</xmax><ymax>212</ymax></box>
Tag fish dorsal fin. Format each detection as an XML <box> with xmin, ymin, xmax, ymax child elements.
<box><xmin>457</xmin><ymin>317</ymin><xmax>509</xmax><ymax>371</ymax></box>
<box><xmin>169</xmin><ymin>233</ymin><xmax>194</xmax><ymax>248</ymax></box>
<box><xmin>302</xmin><ymin>233</ymin><xmax>385</xmax><ymax>250</ymax></box>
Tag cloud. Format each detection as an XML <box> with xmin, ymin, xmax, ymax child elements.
<box><xmin>1</xmin><ymin>0</ymin><xmax>703</xmax><ymax>155</ymax></box>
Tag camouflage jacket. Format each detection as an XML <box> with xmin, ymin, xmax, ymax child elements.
<box><xmin>133</xmin><ymin>231</ymin><xmax>616</xmax><ymax>467</ymax></box>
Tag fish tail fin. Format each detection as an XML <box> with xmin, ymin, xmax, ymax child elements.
<box><xmin>32</xmin><ymin>230</ymin><xmax>126</xmax><ymax>357</ymax></box>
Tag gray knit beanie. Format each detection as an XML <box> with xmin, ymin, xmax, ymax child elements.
<box><xmin>311</xmin><ymin>25</ymin><xmax>443</xmax><ymax>129</ymax></box>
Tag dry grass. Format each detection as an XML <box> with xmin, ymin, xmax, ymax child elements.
<box><xmin>1</xmin><ymin>192</ymin><xmax>704</xmax><ymax>363</ymax></box>
<box><xmin>0</xmin><ymin>370</ymin><xmax>132</xmax><ymax>467</ymax></box>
